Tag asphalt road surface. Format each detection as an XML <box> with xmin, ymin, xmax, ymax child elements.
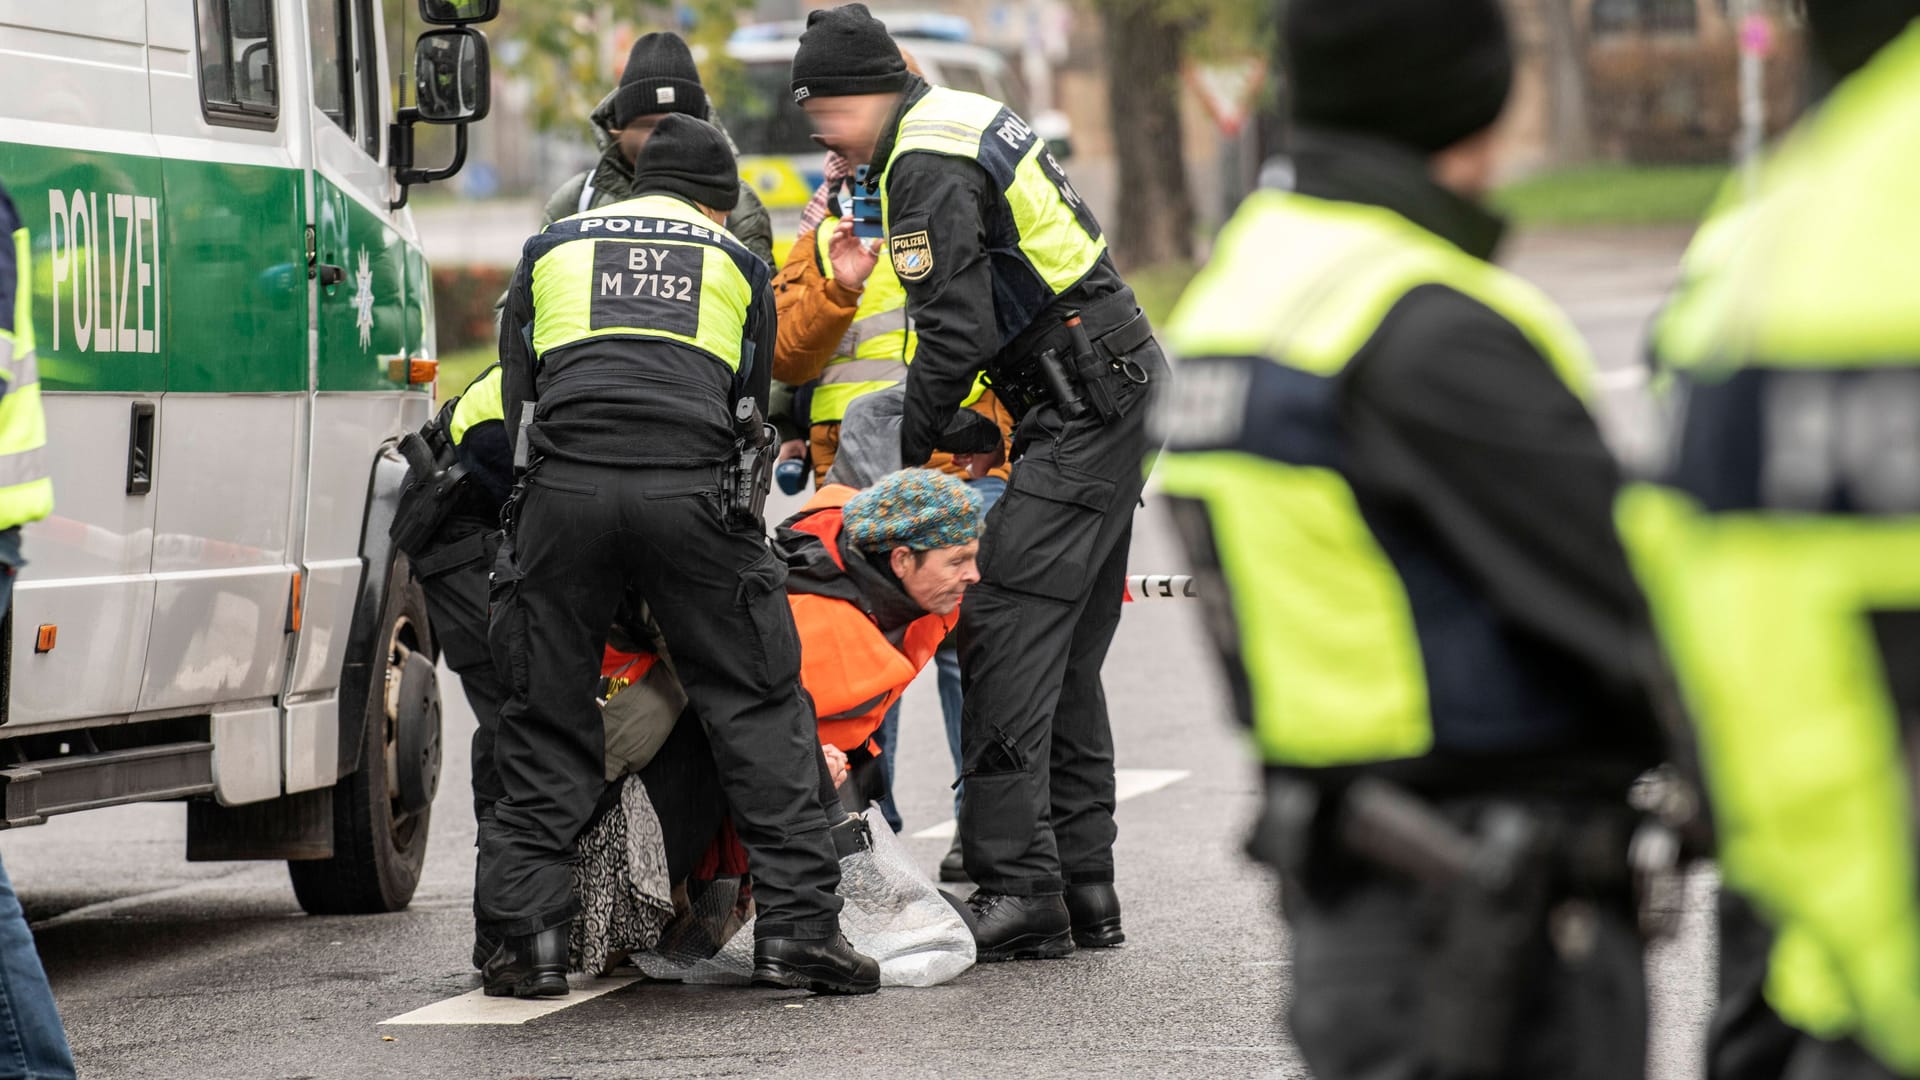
<box><xmin>0</xmin><ymin>227</ymin><xmax>1717</xmax><ymax>1080</ymax></box>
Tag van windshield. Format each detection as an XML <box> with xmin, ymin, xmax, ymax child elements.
<box><xmin>717</xmin><ymin>59</ymin><xmax>819</xmax><ymax>157</ymax></box>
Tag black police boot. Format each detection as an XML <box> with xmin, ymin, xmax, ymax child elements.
<box><xmin>938</xmin><ymin>835</ymin><xmax>967</xmax><ymax>883</ymax></box>
<box><xmin>482</xmin><ymin>925</ymin><xmax>569</xmax><ymax>998</ymax></box>
<box><xmin>1064</xmin><ymin>883</ymin><xmax>1126</xmax><ymax>948</ymax></box>
<box><xmin>753</xmin><ymin>933</ymin><xmax>881</xmax><ymax>995</ymax></box>
<box><xmin>471</xmin><ymin>924</ymin><xmax>501</xmax><ymax>971</ymax></box>
<box><xmin>964</xmin><ymin>892</ymin><xmax>1075</xmax><ymax>962</ymax></box>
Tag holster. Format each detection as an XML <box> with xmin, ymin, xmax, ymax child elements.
<box><xmin>1418</xmin><ymin>804</ymin><xmax>1552</xmax><ymax>1077</ymax></box>
<box><xmin>389</xmin><ymin>405</ymin><xmax>469</xmax><ymax>558</ymax></box>
<box><xmin>991</xmin><ymin>287</ymin><xmax>1156</xmax><ymax>425</ymax></box>
<box><xmin>1259</xmin><ymin>775</ymin><xmax>1643</xmax><ymax>1077</ymax></box>
<box><xmin>500</xmin><ymin>402</ymin><xmax>537</xmax><ymax>539</ymax></box>
<box><xmin>725</xmin><ymin>399</ymin><xmax>775</xmax><ymax>530</ymax></box>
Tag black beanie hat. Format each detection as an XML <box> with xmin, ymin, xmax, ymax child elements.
<box><xmin>1805</xmin><ymin>0</ymin><xmax>1920</xmax><ymax>81</ymax></box>
<box><xmin>1284</xmin><ymin>0</ymin><xmax>1514</xmax><ymax>154</ymax></box>
<box><xmin>633</xmin><ymin>114</ymin><xmax>739</xmax><ymax>213</ymax></box>
<box><xmin>614</xmin><ymin>32</ymin><xmax>708</xmax><ymax>128</ymax></box>
<box><xmin>789</xmin><ymin>3</ymin><xmax>911</xmax><ymax>104</ymax></box>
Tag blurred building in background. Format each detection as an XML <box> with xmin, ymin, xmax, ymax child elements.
<box><xmin>1505</xmin><ymin>0</ymin><xmax>1807</xmax><ymax>172</ymax></box>
<box><xmin>439</xmin><ymin>1</ymin><xmax>1267</xmax><ymax>242</ymax></box>
<box><xmin>427</xmin><ymin>0</ymin><xmax>1810</xmax><ymax>269</ymax></box>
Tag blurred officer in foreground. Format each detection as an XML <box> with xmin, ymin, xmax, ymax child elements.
<box><xmin>478</xmin><ymin>115</ymin><xmax>875</xmax><ymax>998</ymax></box>
<box><xmin>1156</xmin><ymin>1</ymin><xmax>1671</xmax><ymax>1075</ymax></box>
<box><xmin>0</xmin><ymin>181</ymin><xmax>76</xmax><ymax>1080</ymax></box>
<box><xmin>1625</xmin><ymin>3</ymin><xmax>1920</xmax><ymax>1077</ymax></box>
<box><xmin>791</xmin><ymin>3</ymin><xmax>1166</xmax><ymax>961</ymax></box>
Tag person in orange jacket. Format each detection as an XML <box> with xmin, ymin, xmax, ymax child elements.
<box><xmin>776</xmin><ymin>469</ymin><xmax>983</xmax><ymax>810</ymax></box>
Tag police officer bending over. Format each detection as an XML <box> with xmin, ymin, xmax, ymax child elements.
<box><xmin>389</xmin><ymin>363</ymin><xmax>512</xmax><ymax>966</ymax></box>
<box><xmin>479</xmin><ymin>113</ymin><xmax>877</xmax><ymax>997</ymax></box>
<box><xmin>790</xmin><ymin>3</ymin><xmax>1167</xmax><ymax>964</ymax></box>
<box><xmin>1159</xmin><ymin>1</ymin><xmax>1672</xmax><ymax>1076</ymax></box>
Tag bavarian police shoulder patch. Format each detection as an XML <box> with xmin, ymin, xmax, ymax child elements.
<box><xmin>890</xmin><ymin>230</ymin><xmax>934</xmax><ymax>282</ymax></box>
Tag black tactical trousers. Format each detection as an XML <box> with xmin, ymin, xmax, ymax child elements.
<box><xmin>476</xmin><ymin>458</ymin><xmax>843</xmax><ymax>940</ymax></box>
<box><xmin>955</xmin><ymin>340</ymin><xmax>1166</xmax><ymax>896</ymax></box>
<box><xmin>1710</xmin><ymin>888</ymin><xmax>1902</xmax><ymax>1080</ymax></box>
<box><xmin>414</xmin><ymin>514</ymin><xmax>507</xmax><ymax>825</ymax></box>
<box><xmin>1282</xmin><ymin>850</ymin><xmax>1648</xmax><ymax>1080</ymax></box>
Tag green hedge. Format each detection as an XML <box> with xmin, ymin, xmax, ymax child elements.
<box><xmin>1492</xmin><ymin>165</ymin><xmax>1730</xmax><ymax>228</ymax></box>
<box><xmin>432</xmin><ymin>264</ymin><xmax>512</xmax><ymax>355</ymax></box>
<box><xmin>435</xmin><ymin>343</ymin><xmax>497</xmax><ymax>397</ymax></box>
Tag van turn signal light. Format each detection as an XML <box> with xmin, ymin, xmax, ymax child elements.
<box><xmin>388</xmin><ymin>357</ymin><xmax>438</xmax><ymax>385</ymax></box>
<box><xmin>34</xmin><ymin>625</ymin><xmax>56</xmax><ymax>653</ymax></box>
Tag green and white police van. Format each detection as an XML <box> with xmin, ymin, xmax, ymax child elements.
<box><xmin>0</xmin><ymin>0</ymin><xmax>496</xmax><ymax>914</ymax></box>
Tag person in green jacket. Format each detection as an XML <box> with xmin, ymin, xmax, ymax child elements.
<box><xmin>539</xmin><ymin>32</ymin><xmax>772</xmax><ymax>263</ymax></box>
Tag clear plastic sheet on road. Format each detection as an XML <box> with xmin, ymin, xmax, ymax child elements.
<box><xmin>635</xmin><ymin>808</ymin><xmax>976</xmax><ymax>988</ymax></box>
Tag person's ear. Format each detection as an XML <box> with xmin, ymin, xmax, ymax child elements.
<box><xmin>890</xmin><ymin>546</ymin><xmax>914</xmax><ymax>578</ymax></box>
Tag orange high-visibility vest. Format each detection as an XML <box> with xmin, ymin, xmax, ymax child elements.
<box><xmin>786</xmin><ymin>485</ymin><xmax>956</xmax><ymax>753</ymax></box>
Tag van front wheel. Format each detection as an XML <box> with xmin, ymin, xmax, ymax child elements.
<box><xmin>289</xmin><ymin>558</ymin><xmax>439</xmax><ymax>915</ymax></box>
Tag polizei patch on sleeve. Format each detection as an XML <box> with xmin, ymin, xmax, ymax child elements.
<box><xmin>590</xmin><ymin>240</ymin><xmax>703</xmax><ymax>337</ymax></box>
<box><xmin>890</xmin><ymin>230</ymin><xmax>933</xmax><ymax>282</ymax></box>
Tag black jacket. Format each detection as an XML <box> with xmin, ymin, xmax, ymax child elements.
<box><xmin>1225</xmin><ymin>131</ymin><xmax>1668</xmax><ymax>793</ymax></box>
<box><xmin>541</xmin><ymin>91</ymin><xmax>774</xmax><ymax>266</ymax></box>
<box><xmin>870</xmin><ymin>78</ymin><xmax>1128</xmax><ymax>465</ymax></box>
<box><xmin>499</xmin><ymin>193</ymin><xmax>775</xmax><ymax>468</ymax></box>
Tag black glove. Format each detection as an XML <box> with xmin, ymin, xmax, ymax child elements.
<box><xmin>932</xmin><ymin>409</ymin><xmax>1003</xmax><ymax>456</ymax></box>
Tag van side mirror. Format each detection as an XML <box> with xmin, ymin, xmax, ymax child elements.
<box><xmin>389</xmin><ymin>28</ymin><xmax>491</xmax><ymax>208</ymax></box>
<box><xmin>1034</xmin><ymin>109</ymin><xmax>1074</xmax><ymax>163</ymax></box>
<box><xmin>418</xmin><ymin>0</ymin><xmax>499</xmax><ymax>25</ymax></box>
<box><xmin>413</xmin><ymin>28</ymin><xmax>490</xmax><ymax>124</ymax></box>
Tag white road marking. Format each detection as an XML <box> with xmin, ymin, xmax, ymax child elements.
<box><xmin>910</xmin><ymin>768</ymin><xmax>1191</xmax><ymax>841</ymax></box>
<box><xmin>380</xmin><ymin>976</ymin><xmax>641</xmax><ymax>1026</ymax></box>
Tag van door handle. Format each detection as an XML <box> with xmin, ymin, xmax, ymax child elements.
<box><xmin>317</xmin><ymin>263</ymin><xmax>346</xmax><ymax>286</ymax></box>
<box><xmin>126</xmin><ymin>402</ymin><xmax>155</xmax><ymax>496</ymax></box>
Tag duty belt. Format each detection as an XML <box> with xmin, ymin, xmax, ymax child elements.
<box><xmin>991</xmin><ymin>288</ymin><xmax>1155</xmax><ymax>421</ymax></box>
<box><xmin>1255</xmin><ymin>775</ymin><xmax>1667</xmax><ymax>1076</ymax></box>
